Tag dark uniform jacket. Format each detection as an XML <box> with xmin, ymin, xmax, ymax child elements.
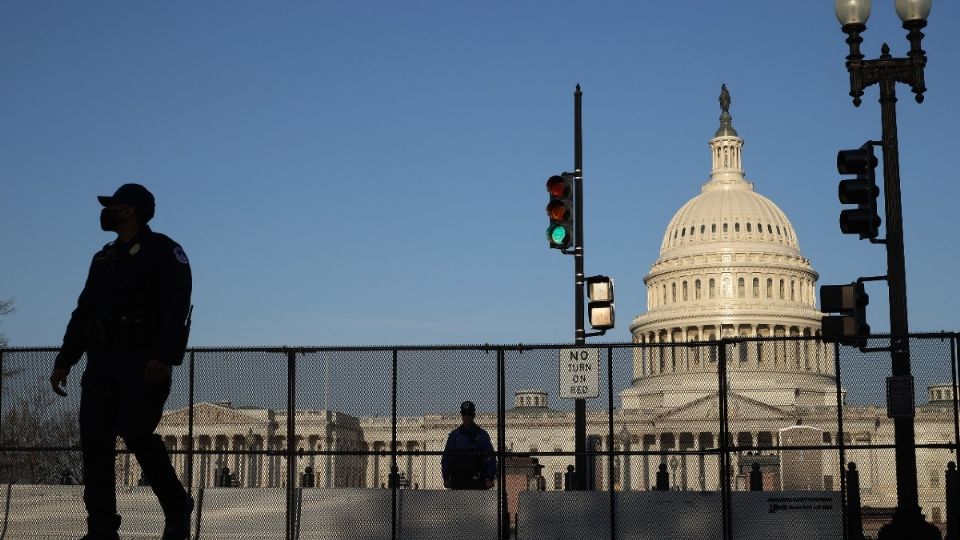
<box><xmin>55</xmin><ymin>225</ymin><xmax>192</xmax><ymax>369</ymax></box>
<box><xmin>441</xmin><ymin>423</ymin><xmax>497</xmax><ymax>488</ymax></box>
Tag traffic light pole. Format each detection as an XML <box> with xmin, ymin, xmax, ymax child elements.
<box><xmin>878</xmin><ymin>65</ymin><xmax>924</xmax><ymax>538</ymax></box>
<box><xmin>840</xmin><ymin>21</ymin><xmax>937</xmax><ymax>539</ymax></box>
<box><xmin>573</xmin><ymin>84</ymin><xmax>587</xmax><ymax>490</ymax></box>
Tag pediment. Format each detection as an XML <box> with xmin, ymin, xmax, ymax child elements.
<box><xmin>160</xmin><ymin>402</ymin><xmax>264</xmax><ymax>427</ymax></box>
<box><xmin>655</xmin><ymin>392</ymin><xmax>790</xmax><ymax>422</ymax></box>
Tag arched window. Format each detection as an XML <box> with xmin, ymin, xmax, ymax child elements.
<box><xmin>766</xmin><ymin>278</ymin><xmax>773</xmax><ymax>298</ymax></box>
<box><xmin>753</xmin><ymin>278</ymin><xmax>760</xmax><ymax>297</ymax></box>
<box><xmin>768</xmin><ymin>224</ymin><xmax>773</xmax><ymax>233</ymax></box>
<box><xmin>779</xmin><ymin>279</ymin><xmax>785</xmax><ymax>300</ymax></box>
<box><xmin>723</xmin><ymin>223</ymin><xmax>728</xmax><ymax>233</ymax></box>
<box><xmin>747</xmin><ymin>223</ymin><xmax>752</xmax><ymax>232</ymax></box>
<box><xmin>790</xmin><ymin>280</ymin><xmax>796</xmax><ymax>301</ymax></box>
<box><xmin>681</xmin><ymin>228</ymin><xmax>686</xmax><ymax>237</ymax></box>
<box><xmin>662</xmin><ymin>285</ymin><xmax>667</xmax><ymax>304</ymax></box>
<box><xmin>689</xmin><ymin>226</ymin><xmax>694</xmax><ymax>236</ymax></box>
<box><xmin>695</xmin><ymin>280</ymin><xmax>702</xmax><ymax>300</ymax></box>
<box><xmin>776</xmin><ymin>226</ymin><xmax>781</xmax><ymax>235</ymax></box>
<box><xmin>671</xmin><ymin>283</ymin><xmax>676</xmax><ymax>303</ymax></box>
<box><xmin>737</xmin><ymin>277</ymin><xmax>745</xmax><ymax>298</ymax></box>
<box><xmin>700</xmin><ymin>225</ymin><xmax>705</xmax><ymax>235</ymax></box>
<box><xmin>709</xmin><ymin>279</ymin><xmax>716</xmax><ymax>299</ymax></box>
<box><xmin>735</xmin><ymin>222</ymin><xmax>740</xmax><ymax>233</ymax></box>
<box><xmin>682</xmin><ymin>281</ymin><xmax>688</xmax><ymax>301</ymax></box>
<box><xmin>712</xmin><ymin>224</ymin><xmax>717</xmax><ymax>233</ymax></box>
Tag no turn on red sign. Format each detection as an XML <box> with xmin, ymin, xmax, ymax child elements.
<box><xmin>558</xmin><ymin>348</ymin><xmax>600</xmax><ymax>399</ymax></box>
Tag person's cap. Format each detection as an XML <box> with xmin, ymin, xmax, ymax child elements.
<box><xmin>460</xmin><ymin>401</ymin><xmax>476</xmax><ymax>416</ymax></box>
<box><xmin>98</xmin><ymin>184</ymin><xmax>155</xmax><ymax>222</ymax></box>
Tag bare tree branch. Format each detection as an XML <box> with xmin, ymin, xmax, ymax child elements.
<box><xmin>0</xmin><ymin>297</ymin><xmax>14</xmax><ymax>349</ymax></box>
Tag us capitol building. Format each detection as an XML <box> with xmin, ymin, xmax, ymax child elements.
<box><xmin>150</xmin><ymin>88</ymin><xmax>956</xmax><ymax>525</ymax></box>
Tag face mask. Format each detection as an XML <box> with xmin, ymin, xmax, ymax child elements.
<box><xmin>100</xmin><ymin>208</ymin><xmax>121</xmax><ymax>231</ymax></box>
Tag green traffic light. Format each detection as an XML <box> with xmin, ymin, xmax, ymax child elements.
<box><xmin>548</xmin><ymin>225</ymin><xmax>570</xmax><ymax>246</ymax></box>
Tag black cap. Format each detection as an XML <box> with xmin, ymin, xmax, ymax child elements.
<box><xmin>98</xmin><ymin>183</ymin><xmax>155</xmax><ymax>223</ymax></box>
<box><xmin>460</xmin><ymin>401</ymin><xmax>476</xmax><ymax>416</ymax></box>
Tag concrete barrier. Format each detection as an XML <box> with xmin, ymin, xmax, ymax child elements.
<box><xmin>729</xmin><ymin>491</ymin><xmax>841</xmax><ymax>540</ymax></box>
<box><xmin>1</xmin><ymin>484</ymin><xmax>841</xmax><ymax>539</ymax></box>
<box><xmin>198</xmin><ymin>488</ymin><xmax>286</xmax><ymax>539</ymax></box>
<box><xmin>297</xmin><ymin>488</ymin><xmax>498</xmax><ymax>540</ymax></box>
<box><xmin>398</xmin><ymin>489</ymin><xmax>498</xmax><ymax>540</ymax></box>
<box><xmin>517</xmin><ymin>491</ymin><xmax>612</xmax><ymax>539</ymax></box>
<box><xmin>298</xmin><ymin>488</ymin><xmax>392</xmax><ymax>540</ymax></box>
<box><xmin>3</xmin><ymin>484</ymin><xmax>87</xmax><ymax>539</ymax></box>
<box><xmin>2</xmin><ymin>485</ymin><xmax>166</xmax><ymax>539</ymax></box>
<box><xmin>518</xmin><ymin>490</ymin><xmax>840</xmax><ymax>540</ymax></box>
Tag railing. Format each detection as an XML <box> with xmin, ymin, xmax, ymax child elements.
<box><xmin>0</xmin><ymin>333</ymin><xmax>957</xmax><ymax>539</ymax></box>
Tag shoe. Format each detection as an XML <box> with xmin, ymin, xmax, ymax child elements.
<box><xmin>161</xmin><ymin>495</ymin><xmax>194</xmax><ymax>540</ymax></box>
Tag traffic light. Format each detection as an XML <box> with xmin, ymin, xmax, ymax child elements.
<box><xmin>586</xmin><ymin>275</ymin><xmax>615</xmax><ymax>331</ymax></box>
<box><xmin>837</xmin><ymin>143</ymin><xmax>881</xmax><ymax>239</ymax></box>
<box><xmin>820</xmin><ymin>282</ymin><xmax>870</xmax><ymax>347</ymax></box>
<box><xmin>546</xmin><ymin>173</ymin><xmax>575</xmax><ymax>249</ymax></box>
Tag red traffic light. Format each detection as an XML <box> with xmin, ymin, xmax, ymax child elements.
<box><xmin>546</xmin><ymin>175</ymin><xmax>570</xmax><ymax>197</ymax></box>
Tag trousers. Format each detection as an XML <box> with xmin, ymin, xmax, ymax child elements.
<box><xmin>79</xmin><ymin>352</ymin><xmax>188</xmax><ymax>534</ymax></box>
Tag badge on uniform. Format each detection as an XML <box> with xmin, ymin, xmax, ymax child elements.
<box><xmin>129</xmin><ymin>244</ymin><xmax>141</xmax><ymax>255</ymax></box>
<box><xmin>173</xmin><ymin>246</ymin><xmax>189</xmax><ymax>264</ymax></box>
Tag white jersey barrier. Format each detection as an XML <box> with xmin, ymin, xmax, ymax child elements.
<box><xmin>517</xmin><ymin>490</ymin><xmax>841</xmax><ymax>540</ymax></box>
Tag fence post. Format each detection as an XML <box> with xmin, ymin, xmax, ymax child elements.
<box><xmin>717</xmin><ymin>340</ymin><xmax>732</xmax><ymax>540</ymax></box>
<box><xmin>286</xmin><ymin>350</ymin><xmax>297</xmax><ymax>540</ymax></box>
<box><xmin>951</xmin><ymin>335</ymin><xmax>959</xmax><ymax>470</ymax></box>
<box><xmin>846</xmin><ymin>462</ymin><xmax>864</xmax><ymax>540</ymax></box>
<box><xmin>390</xmin><ymin>349</ymin><xmax>398</xmax><ymax>540</ymax></box>
<box><xmin>187</xmin><ymin>350</ymin><xmax>195</xmax><ymax>494</ymax></box>
<box><xmin>749</xmin><ymin>463</ymin><xmax>762</xmax><ymax>491</ymax></box>
<box><xmin>607</xmin><ymin>347</ymin><xmax>616</xmax><ymax>540</ymax></box>
<box><xmin>0</xmin><ymin>349</ymin><xmax>4</xmax><ymax>442</ymax></box>
<box><xmin>834</xmin><ymin>341</ymin><xmax>848</xmax><ymax>540</ymax></box>
<box><xmin>655</xmin><ymin>464</ymin><xmax>669</xmax><ymax>491</ymax></box>
<box><xmin>497</xmin><ymin>348</ymin><xmax>506</xmax><ymax>540</ymax></box>
<box><xmin>947</xmin><ymin>462</ymin><xmax>958</xmax><ymax>540</ymax></box>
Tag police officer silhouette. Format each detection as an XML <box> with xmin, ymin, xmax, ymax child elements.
<box><xmin>441</xmin><ymin>401</ymin><xmax>497</xmax><ymax>489</ymax></box>
<box><xmin>49</xmin><ymin>184</ymin><xmax>193</xmax><ymax>540</ymax></box>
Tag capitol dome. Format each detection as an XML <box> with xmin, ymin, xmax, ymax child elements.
<box><xmin>623</xmin><ymin>86</ymin><xmax>833</xmax><ymax>411</ymax></box>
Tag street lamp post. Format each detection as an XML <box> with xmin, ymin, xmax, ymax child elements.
<box><xmin>834</xmin><ymin>1</ymin><xmax>939</xmax><ymax>538</ymax></box>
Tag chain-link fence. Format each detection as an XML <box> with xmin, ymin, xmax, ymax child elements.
<box><xmin>1</xmin><ymin>334</ymin><xmax>957</xmax><ymax>539</ymax></box>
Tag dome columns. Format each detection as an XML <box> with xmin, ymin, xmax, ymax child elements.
<box><xmin>631</xmin><ymin>323</ymin><xmax>835</xmax><ymax>382</ymax></box>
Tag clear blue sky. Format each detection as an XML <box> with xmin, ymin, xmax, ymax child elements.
<box><xmin>2</xmin><ymin>1</ymin><xmax>959</xmax><ymax>348</ymax></box>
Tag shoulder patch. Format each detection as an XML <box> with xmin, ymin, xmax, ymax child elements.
<box><xmin>173</xmin><ymin>246</ymin><xmax>190</xmax><ymax>264</ymax></box>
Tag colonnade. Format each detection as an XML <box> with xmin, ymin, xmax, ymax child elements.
<box><xmin>120</xmin><ymin>433</ymin><xmax>365</xmax><ymax>489</ymax></box>
<box><xmin>633</xmin><ymin>325</ymin><xmax>832</xmax><ymax>378</ymax></box>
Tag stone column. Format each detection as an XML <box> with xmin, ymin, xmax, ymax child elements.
<box><xmin>327</xmin><ymin>432</ymin><xmax>338</xmax><ymax>488</ymax></box>
<box><xmin>697</xmin><ymin>433</ymin><xmax>708</xmax><ymax>492</ymax></box>
<box><xmin>622</xmin><ymin>433</ymin><xmax>632</xmax><ymax>492</ymax></box>
<box><xmin>642</xmin><ymin>434</ymin><xmax>654</xmax><ymax>490</ymax></box>
<box><xmin>406</xmin><ymin>441</ymin><xmax>415</xmax><ymax>487</ymax></box>
<box><xmin>679</xmin><ymin>433</ymin><xmax>695</xmax><ymax>490</ymax></box>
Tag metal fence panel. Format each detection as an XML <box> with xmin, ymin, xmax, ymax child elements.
<box><xmin>0</xmin><ymin>335</ymin><xmax>956</xmax><ymax>539</ymax></box>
